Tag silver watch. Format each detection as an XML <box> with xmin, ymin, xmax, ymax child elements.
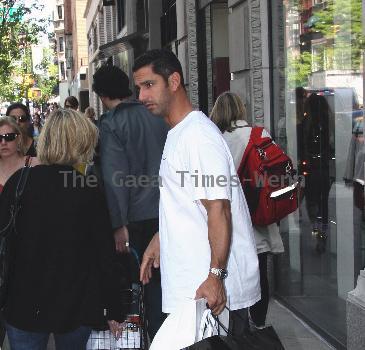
<box><xmin>209</xmin><ymin>267</ymin><xmax>228</xmax><ymax>280</ymax></box>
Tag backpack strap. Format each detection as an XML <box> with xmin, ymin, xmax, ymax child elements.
<box><xmin>250</xmin><ymin>126</ymin><xmax>265</xmax><ymax>144</ymax></box>
<box><xmin>238</xmin><ymin>126</ymin><xmax>264</xmax><ymax>173</ymax></box>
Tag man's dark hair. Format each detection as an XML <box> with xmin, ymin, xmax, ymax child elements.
<box><xmin>133</xmin><ymin>49</ymin><xmax>185</xmax><ymax>88</ymax></box>
<box><xmin>6</xmin><ymin>103</ymin><xmax>30</xmax><ymax>120</ymax></box>
<box><xmin>93</xmin><ymin>64</ymin><xmax>132</xmax><ymax>100</ymax></box>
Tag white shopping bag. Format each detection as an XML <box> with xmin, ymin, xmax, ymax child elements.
<box><xmin>150</xmin><ymin>299</ymin><xmax>229</xmax><ymax>350</ymax></box>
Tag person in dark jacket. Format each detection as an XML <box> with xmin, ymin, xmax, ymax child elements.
<box><xmin>92</xmin><ymin>64</ymin><xmax>168</xmax><ymax>339</ymax></box>
<box><xmin>0</xmin><ymin>108</ymin><xmax>128</xmax><ymax>350</ymax></box>
<box><xmin>6</xmin><ymin>103</ymin><xmax>36</xmax><ymax>157</ymax></box>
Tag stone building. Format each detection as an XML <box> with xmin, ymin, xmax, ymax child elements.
<box><xmin>64</xmin><ymin>0</ymin><xmax>90</xmax><ymax>111</ymax></box>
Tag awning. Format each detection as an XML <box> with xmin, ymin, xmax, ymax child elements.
<box><xmin>96</xmin><ymin>32</ymin><xmax>149</xmax><ymax>61</ymax></box>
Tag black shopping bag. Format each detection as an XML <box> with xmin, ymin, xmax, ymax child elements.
<box><xmin>185</xmin><ymin>326</ymin><xmax>285</xmax><ymax>350</ymax></box>
<box><xmin>185</xmin><ymin>305</ymin><xmax>285</xmax><ymax>350</ymax></box>
<box><xmin>185</xmin><ymin>335</ymin><xmax>244</xmax><ymax>350</ymax></box>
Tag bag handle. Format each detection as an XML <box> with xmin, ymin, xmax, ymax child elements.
<box><xmin>15</xmin><ymin>165</ymin><xmax>31</xmax><ymax>204</ymax></box>
<box><xmin>197</xmin><ymin>309</ymin><xmax>219</xmax><ymax>342</ymax></box>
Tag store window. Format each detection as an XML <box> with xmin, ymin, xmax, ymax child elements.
<box><xmin>59</xmin><ymin>36</ymin><xmax>64</xmax><ymax>52</ymax></box>
<box><xmin>60</xmin><ymin>62</ymin><xmax>65</xmax><ymax>81</ymax></box>
<box><xmin>160</xmin><ymin>0</ymin><xmax>177</xmax><ymax>48</ymax></box>
<box><xmin>117</xmin><ymin>0</ymin><xmax>126</xmax><ymax>33</ymax></box>
<box><xmin>271</xmin><ymin>0</ymin><xmax>364</xmax><ymax>347</ymax></box>
<box><xmin>196</xmin><ymin>1</ymin><xmax>230</xmax><ymax>115</ymax></box>
<box><xmin>57</xmin><ymin>5</ymin><xmax>63</xmax><ymax>20</ymax></box>
<box><xmin>136</xmin><ymin>0</ymin><xmax>149</xmax><ymax>32</ymax></box>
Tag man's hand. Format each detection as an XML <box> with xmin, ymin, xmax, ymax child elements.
<box><xmin>195</xmin><ymin>274</ymin><xmax>227</xmax><ymax>315</ymax></box>
<box><xmin>140</xmin><ymin>232</ymin><xmax>160</xmax><ymax>285</ymax></box>
<box><xmin>114</xmin><ymin>226</ymin><xmax>130</xmax><ymax>254</ymax></box>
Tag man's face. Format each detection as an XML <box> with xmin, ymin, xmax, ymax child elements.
<box><xmin>133</xmin><ymin>65</ymin><xmax>171</xmax><ymax>117</ymax></box>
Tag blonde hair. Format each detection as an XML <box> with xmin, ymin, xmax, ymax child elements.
<box><xmin>37</xmin><ymin>108</ymin><xmax>98</xmax><ymax>166</ymax></box>
<box><xmin>0</xmin><ymin>116</ymin><xmax>27</xmax><ymax>157</ymax></box>
<box><xmin>210</xmin><ymin>92</ymin><xmax>247</xmax><ymax>133</ymax></box>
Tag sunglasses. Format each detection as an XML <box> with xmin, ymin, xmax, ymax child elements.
<box><xmin>10</xmin><ymin>115</ymin><xmax>30</xmax><ymax>123</ymax></box>
<box><xmin>0</xmin><ymin>133</ymin><xmax>19</xmax><ymax>142</ymax></box>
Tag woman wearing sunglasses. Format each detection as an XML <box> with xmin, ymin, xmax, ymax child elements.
<box><xmin>6</xmin><ymin>103</ymin><xmax>36</xmax><ymax>157</ymax></box>
<box><xmin>0</xmin><ymin>117</ymin><xmax>38</xmax><ymax>195</ymax></box>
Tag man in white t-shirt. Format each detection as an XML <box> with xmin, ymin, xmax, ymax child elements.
<box><xmin>133</xmin><ymin>49</ymin><xmax>260</xmax><ymax>335</ymax></box>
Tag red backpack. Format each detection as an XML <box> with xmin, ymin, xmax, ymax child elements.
<box><xmin>237</xmin><ymin>127</ymin><xmax>300</xmax><ymax>226</ymax></box>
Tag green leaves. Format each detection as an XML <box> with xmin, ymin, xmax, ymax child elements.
<box><xmin>0</xmin><ymin>0</ymin><xmax>47</xmax><ymax>101</ymax></box>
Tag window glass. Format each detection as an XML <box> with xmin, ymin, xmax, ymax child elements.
<box><xmin>272</xmin><ymin>0</ymin><xmax>364</xmax><ymax>347</ymax></box>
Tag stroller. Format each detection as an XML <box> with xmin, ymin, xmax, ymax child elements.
<box><xmin>87</xmin><ymin>249</ymin><xmax>147</xmax><ymax>350</ymax></box>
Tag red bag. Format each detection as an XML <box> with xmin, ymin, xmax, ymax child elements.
<box><xmin>237</xmin><ymin>127</ymin><xmax>300</xmax><ymax>226</ymax></box>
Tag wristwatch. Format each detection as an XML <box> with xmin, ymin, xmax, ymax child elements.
<box><xmin>209</xmin><ymin>267</ymin><xmax>228</xmax><ymax>280</ymax></box>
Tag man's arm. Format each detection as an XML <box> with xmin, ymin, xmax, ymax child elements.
<box><xmin>195</xmin><ymin>198</ymin><xmax>232</xmax><ymax>315</ymax></box>
<box><xmin>140</xmin><ymin>232</ymin><xmax>160</xmax><ymax>285</ymax></box>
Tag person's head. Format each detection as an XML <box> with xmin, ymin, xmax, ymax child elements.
<box><xmin>6</xmin><ymin>102</ymin><xmax>32</xmax><ymax>136</ymax></box>
<box><xmin>33</xmin><ymin>114</ymin><xmax>41</xmax><ymax>127</ymax></box>
<box><xmin>133</xmin><ymin>49</ymin><xmax>185</xmax><ymax>117</ymax></box>
<box><xmin>304</xmin><ymin>93</ymin><xmax>330</xmax><ymax>124</ymax></box>
<box><xmin>296</xmin><ymin>87</ymin><xmax>307</xmax><ymax>101</ymax></box>
<box><xmin>0</xmin><ymin>116</ymin><xmax>26</xmax><ymax>159</ymax></box>
<box><xmin>37</xmin><ymin>108</ymin><xmax>98</xmax><ymax>166</ymax></box>
<box><xmin>64</xmin><ymin>96</ymin><xmax>79</xmax><ymax>110</ymax></box>
<box><xmin>92</xmin><ymin>64</ymin><xmax>132</xmax><ymax>108</ymax></box>
<box><xmin>210</xmin><ymin>92</ymin><xmax>247</xmax><ymax>133</ymax></box>
<box><xmin>84</xmin><ymin>106</ymin><xmax>96</xmax><ymax>121</ymax></box>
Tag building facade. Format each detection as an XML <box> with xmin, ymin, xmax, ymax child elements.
<box><xmin>84</xmin><ymin>0</ymin><xmax>151</xmax><ymax>117</ymax></box>
<box><xmin>83</xmin><ymin>1</ymin><xmax>365</xmax><ymax>347</ymax></box>
<box><xmin>64</xmin><ymin>0</ymin><xmax>90</xmax><ymax>111</ymax></box>
<box><xmin>52</xmin><ymin>0</ymin><xmax>68</xmax><ymax>105</ymax></box>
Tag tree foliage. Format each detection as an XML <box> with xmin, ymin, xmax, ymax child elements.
<box><xmin>314</xmin><ymin>0</ymin><xmax>364</xmax><ymax>70</ymax></box>
<box><xmin>286</xmin><ymin>0</ymin><xmax>364</xmax><ymax>88</ymax></box>
<box><xmin>34</xmin><ymin>48</ymin><xmax>59</xmax><ymax>104</ymax></box>
<box><xmin>0</xmin><ymin>0</ymin><xmax>47</xmax><ymax>101</ymax></box>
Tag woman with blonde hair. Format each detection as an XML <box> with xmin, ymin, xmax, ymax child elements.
<box><xmin>211</xmin><ymin>91</ymin><xmax>284</xmax><ymax>329</ymax></box>
<box><xmin>0</xmin><ymin>108</ymin><xmax>128</xmax><ymax>350</ymax></box>
<box><xmin>0</xmin><ymin>117</ymin><xmax>38</xmax><ymax>194</ymax></box>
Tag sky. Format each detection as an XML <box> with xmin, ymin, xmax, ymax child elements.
<box><xmin>25</xmin><ymin>0</ymin><xmax>54</xmax><ymax>45</ymax></box>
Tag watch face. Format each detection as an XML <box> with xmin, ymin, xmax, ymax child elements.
<box><xmin>221</xmin><ymin>269</ymin><xmax>228</xmax><ymax>279</ymax></box>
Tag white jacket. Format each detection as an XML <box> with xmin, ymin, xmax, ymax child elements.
<box><xmin>223</xmin><ymin>120</ymin><xmax>284</xmax><ymax>254</ymax></box>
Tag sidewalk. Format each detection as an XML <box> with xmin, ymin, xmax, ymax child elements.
<box><xmin>267</xmin><ymin>299</ymin><xmax>335</xmax><ymax>350</ymax></box>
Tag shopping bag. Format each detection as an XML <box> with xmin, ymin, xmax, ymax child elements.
<box><xmin>150</xmin><ymin>299</ymin><xmax>229</xmax><ymax>350</ymax></box>
<box><xmin>187</xmin><ymin>314</ymin><xmax>285</xmax><ymax>350</ymax></box>
<box><xmin>186</xmin><ymin>335</ymin><xmax>246</xmax><ymax>350</ymax></box>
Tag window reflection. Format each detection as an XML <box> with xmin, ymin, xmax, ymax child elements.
<box><xmin>274</xmin><ymin>0</ymin><xmax>364</xmax><ymax>346</ymax></box>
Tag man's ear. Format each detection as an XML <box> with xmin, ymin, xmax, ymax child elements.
<box><xmin>168</xmin><ymin>72</ymin><xmax>181</xmax><ymax>92</ymax></box>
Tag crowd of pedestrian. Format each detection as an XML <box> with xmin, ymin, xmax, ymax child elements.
<box><xmin>0</xmin><ymin>49</ymin><xmax>287</xmax><ymax>349</ymax></box>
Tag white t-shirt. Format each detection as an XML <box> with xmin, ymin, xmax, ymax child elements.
<box><xmin>159</xmin><ymin>111</ymin><xmax>260</xmax><ymax>313</ymax></box>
